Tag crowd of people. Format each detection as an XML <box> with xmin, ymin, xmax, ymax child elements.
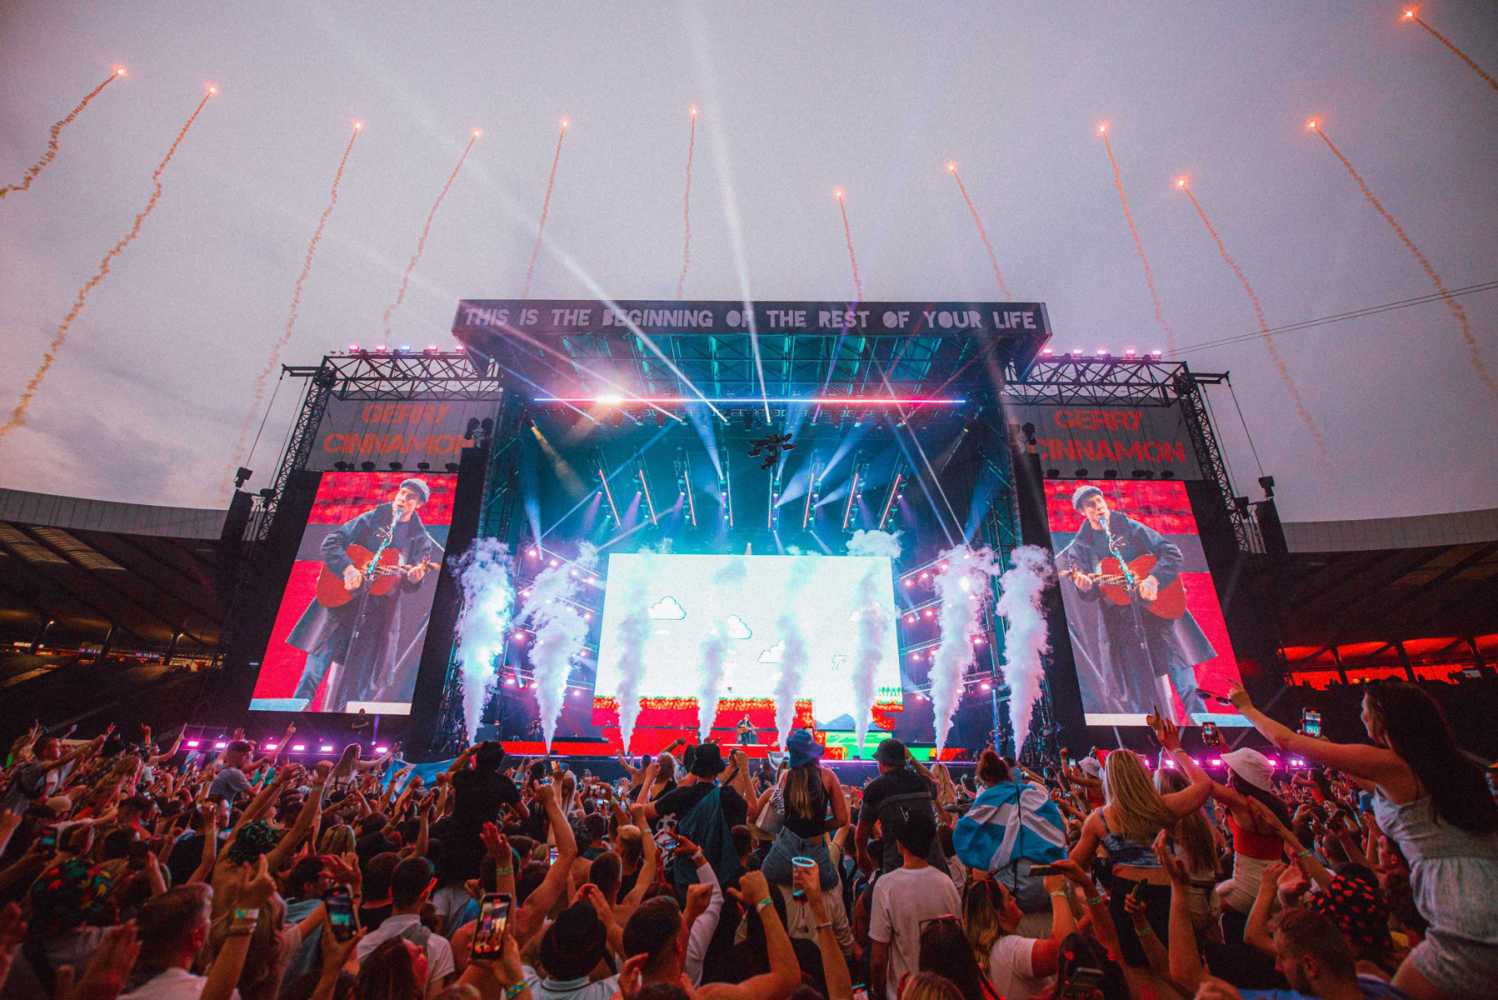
<box><xmin>1</xmin><ymin>679</ymin><xmax>1495</xmax><ymax>1000</ymax></box>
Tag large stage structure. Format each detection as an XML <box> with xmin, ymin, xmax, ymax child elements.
<box><xmin>225</xmin><ymin>298</ymin><xmax>1275</xmax><ymax>762</ymax></box>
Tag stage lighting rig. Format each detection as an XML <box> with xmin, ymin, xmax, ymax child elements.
<box><xmin>233</xmin><ymin>467</ymin><xmax>253</xmax><ymax>489</ymax></box>
<box><xmin>748</xmin><ymin>432</ymin><xmax>795</xmax><ymax>470</ymax></box>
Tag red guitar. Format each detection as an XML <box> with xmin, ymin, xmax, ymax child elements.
<box><xmin>1059</xmin><ymin>553</ymin><xmax>1187</xmax><ymax>620</ymax></box>
<box><xmin>316</xmin><ymin>543</ymin><xmax>441</xmax><ymax>609</ymax></box>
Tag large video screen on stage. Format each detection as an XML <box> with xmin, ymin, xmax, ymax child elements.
<box><xmin>1045</xmin><ymin>480</ymin><xmax>1247</xmax><ymax>727</ymax></box>
<box><xmin>594</xmin><ymin>553</ymin><xmax>902</xmax><ymax>727</ymax></box>
<box><xmin>249</xmin><ymin>472</ymin><xmax>456</xmax><ymax>715</ymax></box>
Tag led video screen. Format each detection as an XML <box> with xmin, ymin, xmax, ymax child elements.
<box><xmin>1045</xmin><ymin>480</ymin><xmax>1247</xmax><ymax>727</ymax></box>
<box><xmin>249</xmin><ymin>472</ymin><xmax>455</xmax><ymax>715</ymax></box>
<box><xmin>594</xmin><ymin>553</ymin><xmax>903</xmax><ymax>727</ymax></box>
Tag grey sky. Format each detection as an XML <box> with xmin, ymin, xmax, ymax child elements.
<box><xmin>2</xmin><ymin>1</ymin><xmax>1495</xmax><ymax>523</ymax></box>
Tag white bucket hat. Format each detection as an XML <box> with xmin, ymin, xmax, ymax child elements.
<box><xmin>1221</xmin><ymin>747</ymin><xmax>1274</xmax><ymax>793</ymax></box>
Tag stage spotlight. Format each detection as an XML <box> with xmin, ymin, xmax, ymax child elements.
<box><xmin>1160</xmin><ymin>470</ymin><xmax>1176</xmax><ymax>479</ymax></box>
<box><xmin>388</xmin><ymin>462</ymin><xmax>403</xmax><ymax>471</ymax></box>
<box><xmin>1045</xmin><ymin>468</ymin><xmax>1060</xmax><ymax>479</ymax></box>
<box><xmin>417</xmin><ymin>461</ymin><xmax>431</xmax><ymax>471</ymax></box>
<box><xmin>1258</xmin><ymin>475</ymin><xmax>1276</xmax><ymax>498</ymax></box>
<box><xmin>1234</xmin><ymin>496</ymin><xmax>1252</xmax><ymax>517</ymax></box>
<box><xmin>445</xmin><ymin>463</ymin><xmax>459</xmax><ymax>472</ymax></box>
<box><xmin>1131</xmin><ymin>469</ymin><xmax>1148</xmax><ymax>479</ymax></box>
<box><xmin>1074</xmin><ymin>468</ymin><xmax>1089</xmax><ymax>478</ymax></box>
<box><xmin>360</xmin><ymin>461</ymin><xmax>376</xmax><ymax>472</ymax></box>
<box><xmin>1103</xmin><ymin>469</ymin><xmax>1118</xmax><ymax>479</ymax></box>
<box><xmin>234</xmin><ymin>467</ymin><xmax>253</xmax><ymax>489</ymax></box>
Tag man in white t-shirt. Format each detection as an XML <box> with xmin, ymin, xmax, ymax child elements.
<box><xmin>355</xmin><ymin>856</ymin><xmax>455</xmax><ymax>997</ymax></box>
<box><xmin>869</xmin><ymin>810</ymin><xmax>961</xmax><ymax>1000</ymax></box>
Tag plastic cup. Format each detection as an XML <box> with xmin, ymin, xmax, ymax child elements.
<box><xmin>791</xmin><ymin>856</ymin><xmax>816</xmax><ymax>899</ymax></box>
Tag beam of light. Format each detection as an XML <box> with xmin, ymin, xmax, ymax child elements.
<box><xmin>483</xmin><ymin>320</ymin><xmax>683</xmax><ymax>424</ymax></box>
<box><xmin>878</xmin><ymin>471</ymin><xmax>904</xmax><ymax>531</ymax></box>
<box><xmin>232</xmin><ymin>122</ymin><xmax>362</xmax><ymax>475</ymax></box>
<box><xmin>1</xmin><ymin>68</ymin><xmax>124</xmax><ymax>200</ymax></box>
<box><xmin>1098</xmin><ymin>123</ymin><xmax>1177</xmax><ymax>355</ymax></box>
<box><xmin>1309</xmin><ymin>121</ymin><xmax>1498</xmax><ymax>401</ymax></box>
<box><xmin>684</xmin><ymin>19</ymin><xmax>770</xmax><ymax>423</ymax></box>
<box><xmin>841</xmin><ymin>465</ymin><xmax>861</xmax><ymax>530</ymax></box>
<box><xmin>597</xmin><ymin>465</ymin><xmax>622</xmax><ymax>525</ymax></box>
<box><xmin>1404</xmin><ymin>8</ymin><xmax>1498</xmax><ymax>95</ymax></box>
<box><xmin>946</xmin><ymin>162</ymin><xmax>1011</xmax><ymax>297</ymax></box>
<box><xmin>676</xmin><ymin>106</ymin><xmax>697</xmax><ymax>298</ymax></box>
<box><xmin>721</xmin><ymin>452</ymin><xmax>734</xmax><ymax>529</ymax></box>
<box><xmin>531</xmin><ymin>422</ymin><xmax>586</xmax><ymax>494</ymax></box>
<box><xmin>638</xmin><ymin>463</ymin><xmax>658</xmax><ymax>526</ymax></box>
<box><xmin>523</xmin><ymin>119</ymin><xmax>569</xmax><ymax>298</ymax></box>
<box><xmin>801</xmin><ymin>459</ymin><xmax>821</xmax><ymax>529</ymax></box>
<box><xmin>382</xmin><ymin>130</ymin><xmax>478</xmax><ymax>344</ymax></box>
<box><xmin>536</xmin><ymin>395</ymin><xmax>965</xmax><ymax>405</ymax></box>
<box><xmin>1176</xmin><ymin>178</ymin><xmax>1328</xmax><ymax>458</ymax></box>
<box><xmin>2</xmin><ymin>90</ymin><xmax>212</xmax><ymax>439</ymax></box>
<box><xmin>541</xmin><ymin>424</ymin><xmax>674</xmax><ymax>538</ymax></box>
<box><xmin>682</xmin><ymin>477</ymin><xmax>698</xmax><ymax>529</ymax></box>
<box><xmin>869</xmin><ymin>357</ymin><xmax>961</xmax><ymax>547</ymax></box>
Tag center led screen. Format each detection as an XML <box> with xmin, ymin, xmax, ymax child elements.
<box><xmin>594</xmin><ymin>553</ymin><xmax>903</xmax><ymax>726</ymax></box>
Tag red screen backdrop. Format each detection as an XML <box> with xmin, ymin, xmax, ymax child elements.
<box><xmin>249</xmin><ymin>472</ymin><xmax>455</xmax><ymax>715</ymax></box>
<box><xmin>1044</xmin><ymin>479</ymin><xmax>1246</xmax><ymax>727</ymax></box>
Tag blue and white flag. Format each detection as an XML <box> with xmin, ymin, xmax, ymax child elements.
<box><xmin>953</xmin><ymin>780</ymin><xmax>1067</xmax><ymax>872</ymax></box>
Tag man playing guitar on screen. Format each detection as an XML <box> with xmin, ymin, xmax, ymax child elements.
<box><xmin>285</xmin><ymin>478</ymin><xmax>440</xmax><ymax>712</ymax></box>
<box><xmin>1055</xmin><ymin>484</ymin><xmax>1211</xmax><ymax>723</ymax></box>
<box><xmin>736</xmin><ymin>712</ymin><xmax>758</xmax><ymax>746</ymax></box>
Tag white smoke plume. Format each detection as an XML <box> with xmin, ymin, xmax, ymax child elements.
<box><xmin>774</xmin><ymin>613</ymin><xmax>809</xmax><ymax>748</ymax></box>
<box><xmin>452</xmin><ymin>538</ymin><xmax>514</xmax><ymax>743</ymax></box>
<box><xmin>931</xmin><ymin>544</ymin><xmax>1002</xmax><ymax>753</ymax></box>
<box><xmin>997</xmin><ymin>545</ymin><xmax>1054</xmax><ymax>756</ymax></box>
<box><xmin>698</xmin><ymin>622</ymin><xmax>731</xmax><ymax>741</ymax></box>
<box><xmin>847</xmin><ymin>530</ymin><xmax>901</xmax><ymax>749</ymax></box>
<box><xmin>613</xmin><ymin>580</ymin><xmax>650</xmax><ymax>753</ymax></box>
<box><xmin>517</xmin><ymin>542</ymin><xmax>597</xmax><ymax>750</ymax></box>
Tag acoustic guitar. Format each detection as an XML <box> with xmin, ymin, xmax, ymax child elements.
<box><xmin>1058</xmin><ymin>552</ymin><xmax>1187</xmax><ymax>620</ymax></box>
<box><xmin>316</xmin><ymin>543</ymin><xmax>441</xmax><ymax>609</ymax></box>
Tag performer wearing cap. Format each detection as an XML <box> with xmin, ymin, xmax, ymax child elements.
<box><xmin>287</xmin><ymin>478</ymin><xmax>440</xmax><ymax>712</ymax></box>
<box><xmin>1055</xmin><ymin>484</ymin><xmax>1211</xmax><ymax>722</ymax></box>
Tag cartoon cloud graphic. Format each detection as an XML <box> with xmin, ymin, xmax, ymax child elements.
<box><xmin>648</xmin><ymin>596</ymin><xmax>686</xmax><ymax>620</ymax></box>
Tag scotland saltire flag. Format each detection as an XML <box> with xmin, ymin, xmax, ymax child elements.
<box><xmin>954</xmin><ymin>781</ymin><xmax>1067</xmax><ymax>872</ymax></box>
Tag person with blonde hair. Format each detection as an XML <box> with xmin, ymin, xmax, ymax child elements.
<box><xmin>1068</xmin><ymin>716</ymin><xmax>1210</xmax><ymax>966</ymax></box>
<box><xmin>318</xmin><ymin>822</ymin><xmax>356</xmax><ymax>856</ymax></box>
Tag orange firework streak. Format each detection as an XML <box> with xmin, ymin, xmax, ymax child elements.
<box><xmin>0</xmin><ymin>68</ymin><xmax>123</xmax><ymax>200</ymax></box>
<box><xmin>1099</xmin><ymin>126</ymin><xmax>1177</xmax><ymax>355</ymax></box>
<box><xmin>1404</xmin><ymin>8</ymin><xmax>1498</xmax><ymax>95</ymax></box>
<box><xmin>232</xmin><ymin>123</ymin><xmax>362</xmax><ymax>470</ymax></box>
<box><xmin>835</xmin><ymin>190</ymin><xmax>863</xmax><ymax>302</ymax></box>
<box><xmin>1178</xmin><ymin>181</ymin><xmax>1326</xmax><ymax>457</ymax></box>
<box><xmin>946</xmin><ymin>163</ymin><xmax>1011</xmax><ymax>297</ymax></box>
<box><xmin>1310</xmin><ymin>121</ymin><xmax>1498</xmax><ymax>401</ymax></box>
<box><xmin>2</xmin><ymin>90</ymin><xmax>212</xmax><ymax>439</ymax></box>
<box><xmin>675</xmin><ymin>107</ymin><xmax>697</xmax><ymax>299</ymax></box>
<box><xmin>382</xmin><ymin>131</ymin><xmax>478</xmax><ymax>343</ymax></box>
<box><xmin>523</xmin><ymin>120</ymin><xmax>569</xmax><ymax>299</ymax></box>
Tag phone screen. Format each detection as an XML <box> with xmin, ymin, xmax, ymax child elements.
<box><xmin>325</xmin><ymin>890</ymin><xmax>357</xmax><ymax>941</ymax></box>
<box><xmin>1201</xmin><ymin>722</ymin><xmax>1220</xmax><ymax>747</ymax></box>
<box><xmin>656</xmin><ymin>834</ymin><xmax>678</xmax><ymax>855</ymax></box>
<box><xmin>547</xmin><ymin>846</ymin><xmax>559</xmax><ymax>866</ymax></box>
<box><xmin>472</xmin><ymin>893</ymin><xmax>511</xmax><ymax>960</ymax></box>
<box><xmin>1301</xmin><ymin>709</ymin><xmax>1322</xmax><ymax>738</ymax></box>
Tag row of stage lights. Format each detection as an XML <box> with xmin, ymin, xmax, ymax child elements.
<box><xmin>185</xmin><ymin>737</ymin><xmax>390</xmax><ymax>755</ymax></box>
<box><xmin>1039</xmin><ymin>348</ymin><xmax>1167</xmax><ymax>359</ymax></box>
<box><xmin>342</xmin><ymin>344</ymin><xmax>463</xmax><ymax>356</ymax></box>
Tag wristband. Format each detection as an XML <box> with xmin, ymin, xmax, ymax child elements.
<box><xmin>755</xmin><ymin>897</ymin><xmax>773</xmax><ymax>911</ymax></box>
<box><xmin>1296</xmin><ymin>848</ymin><xmax>1312</xmax><ymax>859</ymax></box>
<box><xmin>233</xmin><ymin>907</ymin><xmax>260</xmax><ymax>922</ymax></box>
<box><xmin>494</xmin><ymin>866</ymin><xmax>515</xmax><ymax>878</ymax></box>
<box><xmin>504</xmin><ymin>983</ymin><xmax>527</xmax><ymax>1000</ymax></box>
<box><xmin>1086</xmin><ymin>892</ymin><xmax>1107</xmax><ymax>906</ymax></box>
<box><xmin>1050</xmin><ymin>890</ymin><xmax>1069</xmax><ymax>898</ymax></box>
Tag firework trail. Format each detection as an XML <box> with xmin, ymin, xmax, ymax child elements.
<box><xmin>835</xmin><ymin>189</ymin><xmax>863</xmax><ymax>302</ymax></box>
<box><xmin>1177</xmin><ymin>179</ymin><xmax>1327</xmax><ymax>457</ymax></box>
<box><xmin>1098</xmin><ymin>124</ymin><xmax>1177</xmax><ymax>355</ymax></box>
<box><xmin>1309</xmin><ymin>120</ymin><xmax>1497</xmax><ymax>401</ymax></box>
<box><xmin>675</xmin><ymin>106</ymin><xmax>698</xmax><ymax>298</ymax></box>
<box><xmin>522</xmin><ymin>119</ymin><xmax>568</xmax><ymax>298</ymax></box>
<box><xmin>2</xmin><ymin>90</ymin><xmax>213</xmax><ymax>439</ymax></box>
<box><xmin>0</xmin><ymin>68</ymin><xmax>124</xmax><ymax>201</ymax></box>
<box><xmin>1403</xmin><ymin>8</ymin><xmax>1498</xmax><ymax>95</ymax></box>
<box><xmin>232</xmin><ymin>123</ymin><xmax>362</xmax><ymax>471</ymax></box>
<box><xmin>381</xmin><ymin>130</ymin><xmax>478</xmax><ymax>344</ymax></box>
<box><xmin>946</xmin><ymin>163</ymin><xmax>1011</xmax><ymax>297</ymax></box>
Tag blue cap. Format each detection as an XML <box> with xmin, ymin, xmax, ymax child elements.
<box><xmin>786</xmin><ymin>729</ymin><xmax>824</xmax><ymax>768</ymax></box>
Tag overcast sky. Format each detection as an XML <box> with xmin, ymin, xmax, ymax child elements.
<box><xmin>2</xmin><ymin>1</ymin><xmax>1495</xmax><ymax>524</ymax></box>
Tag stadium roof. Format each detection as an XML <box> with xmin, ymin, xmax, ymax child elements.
<box><xmin>0</xmin><ymin>489</ymin><xmax>227</xmax><ymax>657</ymax></box>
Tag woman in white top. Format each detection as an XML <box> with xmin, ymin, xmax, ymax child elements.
<box><xmin>963</xmin><ymin>868</ymin><xmax>1076</xmax><ymax>998</ymax></box>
